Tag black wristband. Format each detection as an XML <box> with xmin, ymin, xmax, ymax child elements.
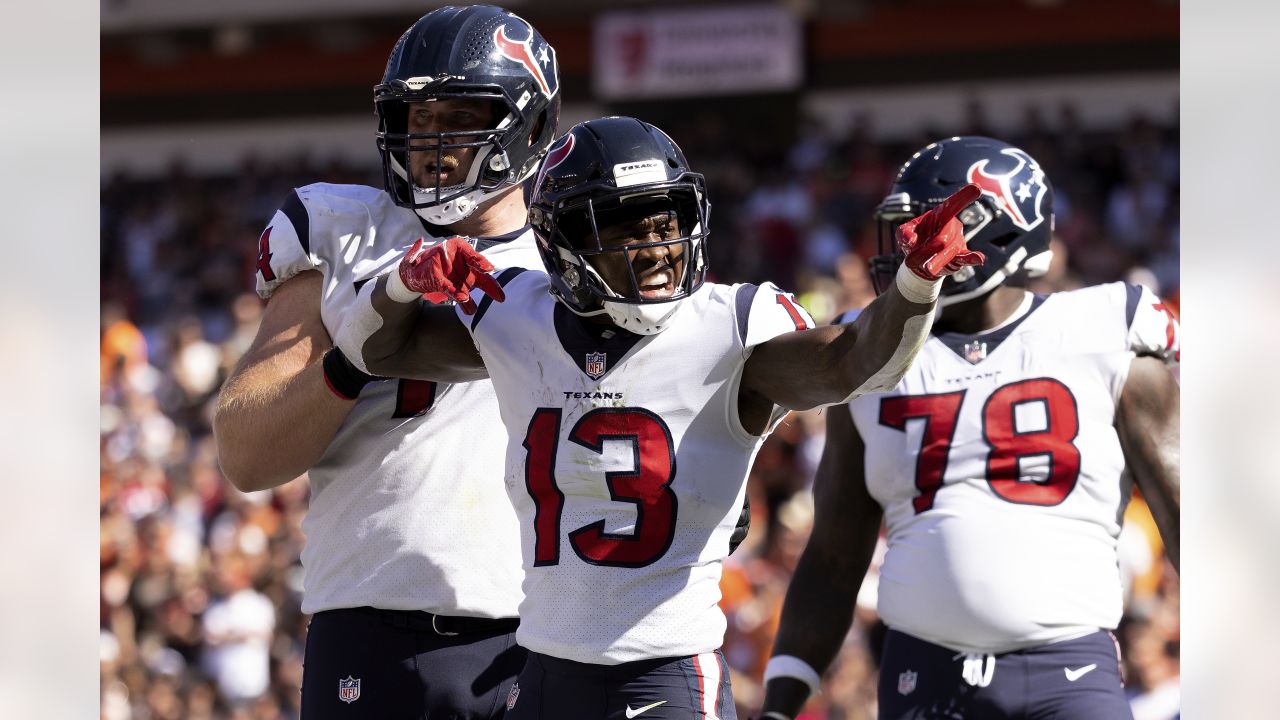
<box><xmin>322</xmin><ymin>346</ymin><xmax>378</xmax><ymax>400</ymax></box>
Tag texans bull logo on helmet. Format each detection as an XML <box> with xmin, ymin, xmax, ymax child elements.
<box><xmin>966</xmin><ymin>148</ymin><xmax>1048</xmax><ymax>232</ymax></box>
<box><xmin>494</xmin><ymin>21</ymin><xmax>558</xmax><ymax>99</ymax></box>
<box><xmin>533</xmin><ymin>132</ymin><xmax>576</xmax><ymax>198</ymax></box>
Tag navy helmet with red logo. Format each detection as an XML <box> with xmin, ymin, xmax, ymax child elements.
<box><xmin>375</xmin><ymin>5</ymin><xmax>561</xmax><ymax>225</ymax></box>
<box><xmin>529</xmin><ymin>117</ymin><xmax>710</xmax><ymax>335</ymax></box>
<box><xmin>872</xmin><ymin>136</ymin><xmax>1055</xmax><ymax>306</ymax></box>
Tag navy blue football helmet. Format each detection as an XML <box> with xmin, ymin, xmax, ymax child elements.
<box><xmin>529</xmin><ymin>117</ymin><xmax>710</xmax><ymax>335</ymax></box>
<box><xmin>872</xmin><ymin>136</ymin><xmax>1055</xmax><ymax>305</ymax></box>
<box><xmin>375</xmin><ymin>5</ymin><xmax>561</xmax><ymax>225</ymax></box>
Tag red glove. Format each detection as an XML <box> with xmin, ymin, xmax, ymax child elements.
<box><xmin>896</xmin><ymin>183</ymin><xmax>987</xmax><ymax>281</ymax></box>
<box><xmin>396</xmin><ymin>236</ymin><xmax>505</xmax><ymax>314</ymax></box>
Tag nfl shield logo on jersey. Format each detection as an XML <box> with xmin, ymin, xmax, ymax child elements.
<box><xmin>506</xmin><ymin>682</ymin><xmax>521</xmax><ymax>710</ymax></box>
<box><xmin>898</xmin><ymin>669</ymin><xmax>918</xmax><ymax>696</ymax></box>
<box><xmin>963</xmin><ymin>340</ymin><xmax>988</xmax><ymax>364</ymax></box>
<box><xmin>585</xmin><ymin>351</ymin><xmax>607</xmax><ymax>379</ymax></box>
<box><xmin>338</xmin><ymin>676</ymin><xmax>360</xmax><ymax>703</ymax></box>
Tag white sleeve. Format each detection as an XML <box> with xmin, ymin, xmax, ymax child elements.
<box><xmin>740</xmin><ymin>282</ymin><xmax>817</xmax><ymax>355</ymax></box>
<box><xmin>1124</xmin><ymin>282</ymin><xmax>1180</xmax><ymax>365</ymax></box>
<box><xmin>254</xmin><ymin>189</ymin><xmax>320</xmax><ymax>299</ymax></box>
<box><xmin>729</xmin><ymin>282</ymin><xmax>818</xmax><ymax>437</ymax></box>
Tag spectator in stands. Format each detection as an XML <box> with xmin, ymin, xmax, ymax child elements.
<box><xmin>200</xmin><ymin>555</ymin><xmax>275</xmax><ymax>708</ymax></box>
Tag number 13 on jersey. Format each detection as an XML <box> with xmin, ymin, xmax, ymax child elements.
<box><xmin>522</xmin><ymin>407</ymin><xmax>678</xmax><ymax>568</ymax></box>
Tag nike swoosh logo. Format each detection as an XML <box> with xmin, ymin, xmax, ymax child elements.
<box><xmin>1064</xmin><ymin>663</ymin><xmax>1098</xmax><ymax>681</ymax></box>
<box><xmin>625</xmin><ymin>700</ymin><xmax>668</xmax><ymax>718</ymax></box>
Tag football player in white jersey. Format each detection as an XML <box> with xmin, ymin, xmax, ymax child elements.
<box><xmin>759</xmin><ymin>136</ymin><xmax>1180</xmax><ymax>720</ymax></box>
<box><xmin>212</xmin><ymin>6</ymin><xmax>562</xmax><ymax>718</ymax></box>
<box><xmin>332</xmin><ymin>117</ymin><xmax>985</xmax><ymax>719</ymax></box>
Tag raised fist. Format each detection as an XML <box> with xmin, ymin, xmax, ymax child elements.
<box><xmin>392</xmin><ymin>236</ymin><xmax>505</xmax><ymax>315</ymax></box>
<box><xmin>896</xmin><ymin>184</ymin><xmax>986</xmax><ymax>281</ymax></box>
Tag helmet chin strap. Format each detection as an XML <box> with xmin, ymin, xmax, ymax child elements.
<box><xmin>938</xmin><ymin>269</ymin><xmax>1009</xmax><ymax>308</ymax></box>
<box><xmin>1022</xmin><ymin>249</ymin><xmax>1054</xmax><ymax>278</ymax></box>
<box><xmin>558</xmin><ymin>303</ymin><xmax>611</xmax><ymax>320</ymax></box>
<box><xmin>550</xmin><ymin>295</ymin><xmax>685</xmax><ymax>336</ymax></box>
<box><xmin>415</xmin><ymin>193</ymin><xmax>480</xmax><ymax>225</ymax></box>
<box><xmin>603</xmin><ymin>300</ymin><xmax>686</xmax><ymax>336</ymax></box>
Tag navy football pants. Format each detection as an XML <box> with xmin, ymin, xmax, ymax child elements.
<box><xmin>503</xmin><ymin>649</ymin><xmax>736</xmax><ymax>720</ymax></box>
<box><xmin>300</xmin><ymin>607</ymin><xmax>525</xmax><ymax>719</ymax></box>
<box><xmin>877</xmin><ymin>629</ymin><xmax>1132</xmax><ymax>720</ymax></box>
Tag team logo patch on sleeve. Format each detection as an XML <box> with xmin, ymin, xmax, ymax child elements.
<box><xmin>338</xmin><ymin>676</ymin><xmax>361</xmax><ymax>703</ymax></box>
<box><xmin>585</xmin><ymin>351</ymin><xmax>607</xmax><ymax>379</ymax></box>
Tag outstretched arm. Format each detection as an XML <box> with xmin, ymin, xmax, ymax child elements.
<box><xmin>742</xmin><ymin>185</ymin><xmax>984</xmax><ymax>418</ymax></box>
<box><xmin>760</xmin><ymin>407</ymin><xmax>882</xmax><ymax>719</ymax></box>
<box><xmin>336</xmin><ymin>237</ymin><xmax>500</xmax><ymax>382</ymax></box>
<box><xmin>1117</xmin><ymin>354</ymin><xmax>1180</xmax><ymax>571</ymax></box>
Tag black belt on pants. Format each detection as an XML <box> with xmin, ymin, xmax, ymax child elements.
<box><xmin>351</xmin><ymin>607</ymin><xmax>520</xmax><ymax>637</ymax></box>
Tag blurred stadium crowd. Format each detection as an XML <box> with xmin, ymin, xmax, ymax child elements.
<box><xmin>100</xmin><ymin>102</ymin><xmax>1180</xmax><ymax>719</ymax></box>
